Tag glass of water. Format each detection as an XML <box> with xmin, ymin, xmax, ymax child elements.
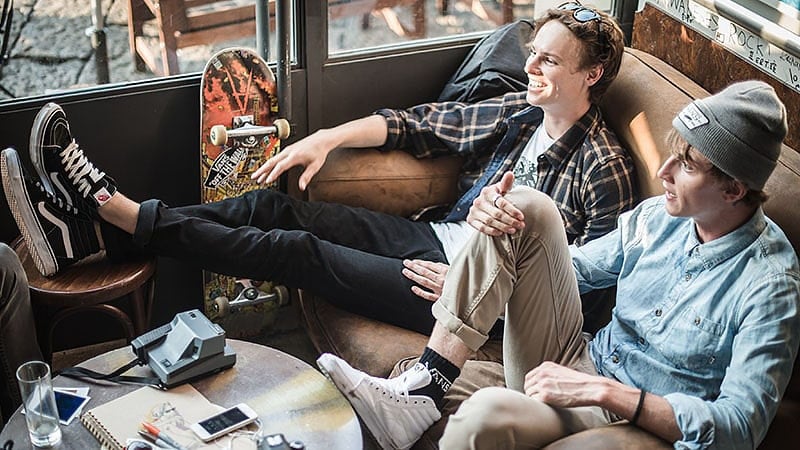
<box><xmin>16</xmin><ymin>361</ymin><xmax>62</xmax><ymax>447</ymax></box>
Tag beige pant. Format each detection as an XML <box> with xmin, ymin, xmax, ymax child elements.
<box><xmin>432</xmin><ymin>187</ymin><xmax>613</xmax><ymax>449</ymax></box>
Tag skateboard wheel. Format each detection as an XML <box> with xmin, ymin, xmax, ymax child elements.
<box><xmin>274</xmin><ymin>285</ymin><xmax>290</xmax><ymax>307</ymax></box>
<box><xmin>214</xmin><ymin>296</ymin><xmax>230</xmax><ymax>317</ymax></box>
<box><xmin>274</xmin><ymin>119</ymin><xmax>291</xmax><ymax>140</ymax></box>
<box><xmin>210</xmin><ymin>125</ymin><xmax>228</xmax><ymax>146</ymax></box>
<box><xmin>243</xmin><ymin>287</ymin><xmax>259</xmax><ymax>300</ymax></box>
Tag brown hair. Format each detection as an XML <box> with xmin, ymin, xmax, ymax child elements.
<box><xmin>533</xmin><ymin>4</ymin><xmax>624</xmax><ymax>104</ymax></box>
<box><xmin>666</xmin><ymin>129</ymin><xmax>768</xmax><ymax>206</ymax></box>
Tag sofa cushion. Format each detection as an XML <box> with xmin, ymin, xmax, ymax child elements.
<box><xmin>599</xmin><ymin>48</ymin><xmax>709</xmax><ymax>199</ymax></box>
<box><xmin>308</xmin><ymin>148</ymin><xmax>462</xmax><ymax>218</ymax></box>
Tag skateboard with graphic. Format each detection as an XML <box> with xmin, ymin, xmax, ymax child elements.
<box><xmin>200</xmin><ymin>47</ymin><xmax>291</xmax><ymax>336</ymax></box>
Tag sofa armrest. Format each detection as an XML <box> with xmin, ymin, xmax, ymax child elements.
<box><xmin>307</xmin><ymin>148</ymin><xmax>463</xmax><ymax>217</ymax></box>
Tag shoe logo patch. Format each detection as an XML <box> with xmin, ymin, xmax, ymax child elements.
<box><xmin>428</xmin><ymin>368</ymin><xmax>452</xmax><ymax>392</ymax></box>
<box><xmin>94</xmin><ymin>188</ymin><xmax>111</xmax><ymax>205</ymax></box>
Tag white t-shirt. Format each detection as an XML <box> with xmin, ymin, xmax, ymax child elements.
<box><xmin>513</xmin><ymin>125</ymin><xmax>554</xmax><ymax>189</ymax></box>
<box><xmin>431</xmin><ymin>125</ymin><xmax>553</xmax><ymax>262</ymax></box>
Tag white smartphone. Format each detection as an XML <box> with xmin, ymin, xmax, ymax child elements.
<box><xmin>189</xmin><ymin>403</ymin><xmax>258</xmax><ymax>442</ymax></box>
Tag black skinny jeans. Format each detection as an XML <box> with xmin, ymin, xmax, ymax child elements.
<box><xmin>126</xmin><ymin>190</ymin><xmax>447</xmax><ymax>334</ymax></box>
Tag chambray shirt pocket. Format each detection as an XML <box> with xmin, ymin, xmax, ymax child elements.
<box><xmin>659</xmin><ymin>306</ymin><xmax>726</xmax><ymax>373</ymax></box>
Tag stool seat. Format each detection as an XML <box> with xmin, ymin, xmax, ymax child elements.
<box><xmin>12</xmin><ymin>238</ymin><xmax>156</xmax><ymax>359</ymax></box>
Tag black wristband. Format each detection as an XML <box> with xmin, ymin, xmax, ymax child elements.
<box><xmin>630</xmin><ymin>389</ymin><xmax>646</xmax><ymax>426</ymax></box>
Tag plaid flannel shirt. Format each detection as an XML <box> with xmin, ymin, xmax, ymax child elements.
<box><xmin>376</xmin><ymin>91</ymin><xmax>637</xmax><ymax>245</ymax></box>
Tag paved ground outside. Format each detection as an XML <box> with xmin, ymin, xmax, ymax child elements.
<box><xmin>0</xmin><ymin>0</ymin><xmax>541</xmax><ymax>102</ymax></box>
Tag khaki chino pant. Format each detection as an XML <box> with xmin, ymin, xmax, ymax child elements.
<box><xmin>432</xmin><ymin>187</ymin><xmax>613</xmax><ymax>449</ymax></box>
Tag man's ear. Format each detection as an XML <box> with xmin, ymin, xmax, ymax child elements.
<box><xmin>723</xmin><ymin>180</ymin><xmax>748</xmax><ymax>203</ymax></box>
<box><xmin>586</xmin><ymin>64</ymin><xmax>604</xmax><ymax>86</ymax></box>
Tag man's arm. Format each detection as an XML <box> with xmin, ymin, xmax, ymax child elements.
<box><xmin>662</xmin><ymin>275</ymin><xmax>800</xmax><ymax>449</ymax></box>
<box><xmin>524</xmin><ymin>362</ymin><xmax>682</xmax><ymax>442</ymax></box>
<box><xmin>252</xmin><ymin>115</ymin><xmax>389</xmax><ymax>191</ymax></box>
<box><xmin>574</xmin><ymin>152</ymin><xmax>637</xmax><ymax>246</ymax></box>
<box><xmin>252</xmin><ymin>95</ymin><xmax>516</xmax><ymax>192</ymax></box>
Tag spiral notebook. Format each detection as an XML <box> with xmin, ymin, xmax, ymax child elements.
<box><xmin>80</xmin><ymin>384</ymin><xmax>222</xmax><ymax>450</ymax></box>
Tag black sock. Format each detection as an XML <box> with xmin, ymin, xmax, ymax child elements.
<box><xmin>409</xmin><ymin>347</ymin><xmax>460</xmax><ymax>408</ymax></box>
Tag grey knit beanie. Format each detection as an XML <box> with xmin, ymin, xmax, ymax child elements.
<box><xmin>672</xmin><ymin>80</ymin><xmax>787</xmax><ymax>190</ymax></box>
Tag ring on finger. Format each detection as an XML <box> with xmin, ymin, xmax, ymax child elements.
<box><xmin>492</xmin><ymin>194</ymin><xmax>503</xmax><ymax>208</ymax></box>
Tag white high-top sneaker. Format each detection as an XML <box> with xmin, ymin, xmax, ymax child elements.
<box><xmin>317</xmin><ymin>353</ymin><xmax>441</xmax><ymax>450</ymax></box>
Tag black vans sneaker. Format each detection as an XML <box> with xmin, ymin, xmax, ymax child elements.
<box><xmin>1</xmin><ymin>148</ymin><xmax>104</xmax><ymax>276</ymax></box>
<box><xmin>29</xmin><ymin>103</ymin><xmax>117</xmax><ymax>212</ymax></box>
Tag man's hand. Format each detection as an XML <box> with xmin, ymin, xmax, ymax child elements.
<box><xmin>251</xmin><ymin>132</ymin><xmax>332</xmax><ymax>191</ymax></box>
<box><xmin>467</xmin><ymin>171</ymin><xmax>525</xmax><ymax>236</ymax></box>
<box><xmin>526</xmin><ymin>362</ymin><xmax>682</xmax><ymax>443</ymax></box>
<box><xmin>523</xmin><ymin>362</ymin><xmax>606</xmax><ymax>408</ymax></box>
<box><xmin>402</xmin><ymin>259</ymin><xmax>449</xmax><ymax>302</ymax></box>
<box><xmin>251</xmin><ymin>115</ymin><xmax>389</xmax><ymax>191</ymax></box>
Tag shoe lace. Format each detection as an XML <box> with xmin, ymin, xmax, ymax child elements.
<box><xmin>384</xmin><ymin>363</ymin><xmax>428</xmax><ymax>402</ymax></box>
<box><xmin>386</xmin><ymin>378</ymin><xmax>412</xmax><ymax>402</ymax></box>
<box><xmin>59</xmin><ymin>140</ymin><xmax>106</xmax><ymax>198</ymax></box>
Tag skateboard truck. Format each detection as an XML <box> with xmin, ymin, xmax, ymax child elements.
<box><xmin>210</xmin><ymin>116</ymin><xmax>291</xmax><ymax>146</ymax></box>
<box><xmin>213</xmin><ymin>280</ymin><xmax>290</xmax><ymax>317</ymax></box>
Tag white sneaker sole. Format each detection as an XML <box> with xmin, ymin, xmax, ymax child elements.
<box><xmin>317</xmin><ymin>354</ymin><xmax>403</xmax><ymax>450</ymax></box>
<box><xmin>1</xmin><ymin>150</ymin><xmax>58</xmax><ymax>276</ymax></box>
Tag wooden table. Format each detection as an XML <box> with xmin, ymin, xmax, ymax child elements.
<box><xmin>0</xmin><ymin>340</ymin><xmax>362</xmax><ymax>448</ymax></box>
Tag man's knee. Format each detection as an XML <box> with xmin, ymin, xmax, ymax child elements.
<box><xmin>440</xmin><ymin>387</ymin><xmax>518</xmax><ymax>449</ymax></box>
<box><xmin>505</xmin><ymin>187</ymin><xmax>563</xmax><ymax>233</ymax></box>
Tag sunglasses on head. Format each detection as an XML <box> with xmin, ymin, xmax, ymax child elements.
<box><xmin>557</xmin><ymin>2</ymin><xmax>602</xmax><ymax>23</ymax></box>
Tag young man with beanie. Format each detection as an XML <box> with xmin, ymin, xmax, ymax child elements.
<box><xmin>2</xmin><ymin>4</ymin><xmax>634</xmax><ymax>337</ymax></box>
<box><xmin>318</xmin><ymin>79</ymin><xmax>800</xmax><ymax>450</ymax></box>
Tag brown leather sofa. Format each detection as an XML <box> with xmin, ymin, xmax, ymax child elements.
<box><xmin>299</xmin><ymin>48</ymin><xmax>800</xmax><ymax>449</ymax></box>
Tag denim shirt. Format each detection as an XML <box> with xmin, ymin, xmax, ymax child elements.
<box><xmin>571</xmin><ymin>196</ymin><xmax>800</xmax><ymax>450</ymax></box>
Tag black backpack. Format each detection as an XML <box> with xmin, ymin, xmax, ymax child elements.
<box><xmin>438</xmin><ymin>19</ymin><xmax>534</xmax><ymax>103</ymax></box>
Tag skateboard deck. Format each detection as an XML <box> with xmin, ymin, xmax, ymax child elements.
<box><xmin>200</xmin><ymin>47</ymin><xmax>290</xmax><ymax>337</ymax></box>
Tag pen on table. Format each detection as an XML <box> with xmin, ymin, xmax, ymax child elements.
<box><xmin>137</xmin><ymin>429</ymin><xmax>173</xmax><ymax>449</ymax></box>
<box><xmin>141</xmin><ymin>422</ymin><xmax>187</xmax><ymax>450</ymax></box>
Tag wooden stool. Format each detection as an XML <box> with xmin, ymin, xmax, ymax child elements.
<box><xmin>11</xmin><ymin>238</ymin><xmax>157</xmax><ymax>360</ymax></box>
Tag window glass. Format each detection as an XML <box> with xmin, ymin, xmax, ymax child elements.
<box><xmin>0</xmin><ymin>0</ymin><xmax>293</xmax><ymax>102</ymax></box>
<box><xmin>327</xmin><ymin>0</ymin><xmax>615</xmax><ymax>55</ymax></box>
<box><xmin>740</xmin><ymin>0</ymin><xmax>800</xmax><ymax>34</ymax></box>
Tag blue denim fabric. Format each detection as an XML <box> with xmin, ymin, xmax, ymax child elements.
<box><xmin>571</xmin><ymin>196</ymin><xmax>800</xmax><ymax>449</ymax></box>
